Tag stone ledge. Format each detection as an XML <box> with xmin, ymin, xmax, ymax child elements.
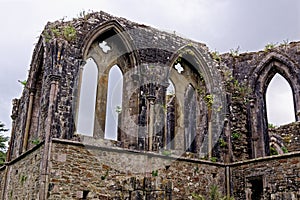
<box><xmin>228</xmin><ymin>151</ymin><xmax>300</xmax><ymax>167</ymax></box>
<box><xmin>51</xmin><ymin>138</ymin><xmax>225</xmax><ymax>167</ymax></box>
<box><xmin>5</xmin><ymin>141</ymin><xmax>44</xmax><ymax>166</ymax></box>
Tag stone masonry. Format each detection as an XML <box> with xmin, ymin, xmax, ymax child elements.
<box><xmin>0</xmin><ymin>11</ymin><xmax>300</xmax><ymax>199</ymax></box>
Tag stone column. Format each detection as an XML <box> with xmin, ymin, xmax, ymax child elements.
<box><xmin>147</xmin><ymin>83</ymin><xmax>156</xmax><ymax>151</ymax></box>
<box><xmin>39</xmin><ymin>75</ymin><xmax>61</xmax><ymax>200</ymax></box>
<box><xmin>22</xmin><ymin>89</ymin><xmax>35</xmax><ymax>153</ymax></box>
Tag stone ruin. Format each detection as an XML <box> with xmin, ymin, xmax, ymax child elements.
<box><xmin>0</xmin><ymin>11</ymin><xmax>300</xmax><ymax>199</ymax></box>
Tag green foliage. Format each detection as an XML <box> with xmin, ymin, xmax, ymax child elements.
<box><xmin>281</xmin><ymin>39</ymin><xmax>289</xmax><ymax>46</ymax></box>
<box><xmin>9</xmin><ymin>190</ymin><xmax>13</xmax><ymax>200</ymax></box>
<box><xmin>281</xmin><ymin>146</ymin><xmax>288</xmax><ymax>153</ymax></box>
<box><xmin>210</xmin><ymin>185</ymin><xmax>220</xmax><ymax>200</ymax></box>
<box><xmin>0</xmin><ymin>122</ymin><xmax>8</xmax><ymax>166</ymax></box>
<box><xmin>152</xmin><ymin>170</ymin><xmax>158</xmax><ymax>177</ymax></box>
<box><xmin>191</xmin><ymin>185</ymin><xmax>235</xmax><ymax>200</ymax></box>
<box><xmin>31</xmin><ymin>139</ymin><xmax>40</xmax><ymax>145</ymax></box>
<box><xmin>20</xmin><ymin>175</ymin><xmax>27</xmax><ymax>185</ymax></box>
<box><xmin>204</xmin><ymin>94</ymin><xmax>214</xmax><ymax>108</ymax></box>
<box><xmin>43</xmin><ymin>30</ymin><xmax>52</xmax><ymax>43</ymax></box>
<box><xmin>191</xmin><ymin>193</ymin><xmax>205</xmax><ymax>200</ymax></box>
<box><xmin>229</xmin><ymin>46</ymin><xmax>240</xmax><ymax>57</ymax></box>
<box><xmin>63</xmin><ymin>25</ymin><xmax>77</xmax><ymax>41</ymax></box>
<box><xmin>211</xmin><ymin>51</ymin><xmax>221</xmax><ymax>62</ymax></box>
<box><xmin>268</xmin><ymin>123</ymin><xmax>276</xmax><ymax>128</ymax></box>
<box><xmin>210</xmin><ymin>157</ymin><xmax>217</xmax><ymax>162</ymax></box>
<box><xmin>264</xmin><ymin>43</ymin><xmax>277</xmax><ymax>51</ymax></box>
<box><xmin>162</xmin><ymin>149</ymin><xmax>172</xmax><ymax>156</ymax></box>
<box><xmin>101</xmin><ymin>170</ymin><xmax>109</xmax><ymax>180</ymax></box>
<box><xmin>231</xmin><ymin>132</ymin><xmax>240</xmax><ymax>140</ymax></box>
<box><xmin>270</xmin><ymin>146</ymin><xmax>278</xmax><ymax>155</ymax></box>
<box><xmin>115</xmin><ymin>106</ymin><xmax>122</xmax><ymax>114</ymax></box>
<box><xmin>186</xmin><ymin>49</ymin><xmax>196</xmax><ymax>57</ymax></box>
<box><xmin>219</xmin><ymin>138</ymin><xmax>227</xmax><ymax>148</ymax></box>
<box><xmin>51</xmin><ymin>27</ymin><xmax>61</xmax><ymax>37</ymax></box>
<box><xmin>78</xmin><ymin>9</ymin><xmax>93</xmax><ymax>19</ymax></box>
<box><xmin>18</xmin><ymin>80</ymin><xmax>27</xmax><ymax>86</ymax></box>
<box><xmin>174</xmin><ymin>56</ymin><xmax>182</xmax><ymax>65</ymax></box>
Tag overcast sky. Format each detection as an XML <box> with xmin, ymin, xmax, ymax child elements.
<box><xmin>0</xmin><ymin>0</ymin><xmax>299</xmax><ymax>136</ymax></box>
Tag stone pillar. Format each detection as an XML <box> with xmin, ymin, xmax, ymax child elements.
<box><xmin>22</xmin><ymin>89</ymin><xmax>35</xmax><ymax>153</ymax></box>
<box><xmin>147</xmin><ymin>82</ymin><xmax>157</xmax><ymax>151</ymax></box>
<box><xmin>39</xmin><ymin>75</ymin><xmax>61</xmax><ymax>200</ymax></box>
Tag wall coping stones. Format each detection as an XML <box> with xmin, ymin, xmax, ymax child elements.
<box><xmin>51</xmin><ymin>138</ymin><xmax>225</xmax><ymax>167</ymax></box>
<box><xmin>51</xmin><ymin>138</ymin><xmax>300</xmax><ymax>168</ymax></box>
<box><xmin>228</xmin><ymin>151</ymin><xmax>300</xmax><ymax>167</ymax></box>
<box><xmin>5</xmin><ymin>141</ymin><xmax>44</xmax><ymax>166</ymax></box>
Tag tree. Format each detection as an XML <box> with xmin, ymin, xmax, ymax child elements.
<box><xmin>0</xmin><ymin>122</ymin><xmax>9</xmax><ymax>166</ymax></box>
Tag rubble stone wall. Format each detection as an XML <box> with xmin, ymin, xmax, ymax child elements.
<box><xmin>49</xmin><ymin>139</ymin><xmax>226</xmax><ymax>199</ymax></box>
<box><xmin>1</xmin><ymin>144</ymin><xmax>43</xmax><ymax>199</ymax></box>
<box><xmin>230</xmin><ymin>152</ymin><xmax>300</xmax><ymax>200</ymax></box>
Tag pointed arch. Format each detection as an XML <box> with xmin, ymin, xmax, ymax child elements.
<box><xmin>104</xmin><ymin>65</ymin><xmax>123</xmax><ymax>140</ymax></box>
<box><xmin>77</xmin><ymin>20</ymin><xmax>139</xmax><ymax>143</ymax></box>
<box><xmin>249</xmin><ymin>52</ymin><xmax>300</xmax><ymax>157</ymax></box>
<box><xmin>266</xmin><ymin>73</ymin><xmax>295</xmax><ymax>126</ymax></box>
<box><xmin>166</xmin><ymin>79</ymin><xmax>176</xmax><ymax>149</ymax></box>
<box><xmin>167</xmin><ymin>45</ymin><xmax>225</xmax><ymax>155</ymax></box>
<box><xmin>184</xmin><ymin>84</ymin><xmax>197</xmax><ymax>153</ymax></box>
<box><xmin>82</xmin><ymin>20</ymin><xmax>139</xmax><ymax>66</ymax></box>
<box><xmin>76</xmin><ymin>58</ymin><xmax>98</xmax><ymax>136</ymax></box>
<box><xmin>21</xmin><ymin>37</ymin><xmax>45</xmax><ymax>153</ymax></box>
<box><xmin>168</xmin><ymin>45</ymin><xmax>214</xmax><ymax>92</ymax></box>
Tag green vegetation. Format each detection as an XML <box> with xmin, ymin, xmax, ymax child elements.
<box><xmin>101</xmin><ymin>170</ymin><xmax>109</xmax><ymax>180</ymax></box>
<box><xmin>191</xmin><ymin>185</ymin><xmax>235</xmax><ymax>200</ymax></box>
<box><xmin>264</xmin><ymin>43</ymin><xmax>277</xmax><ymax>52</ymax></box>
<box><xmin>231</xmin><ymin>132</ymin><xmax>240</xmax><ymax>140</ymax></box>
<box><xmin>210</xmin><ymin>157</ymin><xmax>217</xmax><ymax>162</ymax></box>
<box><xmin>18</xmin><ymin>80</ymin><xmax>27</xmax><ymax>87</ymax></box>
<box><xmin>20</xmin><ymin>175</ymin><xmax>27</xmax><ymax>185</ymax></box>
<box><xmin>204</xmin><ymin>94</ymin><xmax>214</xmax><ymax>108</ymax></box>
<box><xmin>191</xmin><ymin>193</ymin><xmax>205</xmax><ymax>200</ymax></box>
<box><xmin>43</xmin><ymin>24</ymin><xmax>77</xmax><ymax>42</ymax></box>
<box><xmin>51</xmin><ymin>27</ymin><xmax>61</xmax><ymax>37</ymax></box>
<box><xmin>268</xmin><ymin>123</ymin><xmax>276</xmax><ymax>129</ymax></box>
<box><xmin>63</xmin><ymin>25</ymin><xmax>77</xmax><ymax>41</ymax></box>
<box><xmin>229</xmin><ymin>46</ymin><xmax>240</xmax><ymax>57</ymax></box>
<box><xmin>162</xmin><ymin>149</ymin><xmax>172</xmax><ymax>156</ymax></box>
<box><xmin>0</xmin><ymin>122</ymin><xmax>8</xmax><ymax>166</ymax></box>
<box><xmin>219</xmin><ymin>138</ymin><xmax>227</xmax><ymax>148</ymax></box>
<box><xmin>152</xmin><ymin>170</ymin><xmax>158</xmax><ymax>177</ymax></box>
<box><xmin>281</xmin><ymin>146</ymin><xmax>288</xmax><ymax>153</ymax></box>
<box><xmin>31</xmin><ymin>139</ymin><xmax>40</xmax><ymax>145</ymax></box>
<box><xmin>211</xmin><ymin>51</ymin><xmax>221</xmax><ymax>62</ymax></box>
<box><xmin>270</xmin><ymin>146</ymin><xmax>278</xmax><ymax>155</ymax></box>
<box><xmin>115</xmin><ymin>106</ymin><xmax>122</xmax><ymax>114</ymax></box>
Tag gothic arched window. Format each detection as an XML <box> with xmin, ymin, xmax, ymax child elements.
<box><xmin>104</xmin><ymin>65</ymin><xmax>123</xmax><ymax>140</ymax></box>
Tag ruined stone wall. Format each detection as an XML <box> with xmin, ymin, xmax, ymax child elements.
<box><xmin>220</xmin><ymin>42</ymin><xmax>300</xmax><ymax>161</ymax></box>
<box><xmin>268</xmin><ymin>121</ymin><xmax>300</xmax><ymax>152</ymax></box>
<box><xmin>0</xmin><ymin>166</ymin><xmax>6</xmax><ymax>196</ymax></box>
<box><xmin>230</xmin><ymin>152</ymin><xmax>300</xmax><ymax>200</ymax></box>
<box><xmin>48</xmin><ymin>139</ymin><xmax>226</xmax><ymax>199</ymax></box>
<box><xmin>1</xmin><ymin>144</ymin><xmax>43</xmax><ymax>199</ymax></box>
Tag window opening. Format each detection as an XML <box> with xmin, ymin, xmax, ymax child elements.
<box><xmin>266</xmin><ymin>73</ymin><xmax>295</xmax><ymax>126</ymax></box>
<box><xmin>99</xmin><ymin>41</ymin><xmax>111</xmax><ymax>53</ymax></box>
<box><xmin>246</xmin><ymin>176</ymin><xmax>264</xmax><ymax>200</ymax></box>
<box><xmin>174</xmin><ymin>63</ymin><xmax>184</xmax><ymax>74</ymax></box>
<box><xmin>166</xmin><ymin>80</ymin><xmax>176</xmax><ymax>149</ymax></box>
<box><xmin>104</xmin><ymin>65</ymin><xmax>123</xmax><ymax>140</ymax></box>
<box><xmin>77</xmin><ymin>58</ymin><xmax>98</xmax><ymax>136</ymax></box>
<box><xmin>184</xmin><ymin>84</ymin><xmax>197</xmax><ymax>153</ymax></box>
